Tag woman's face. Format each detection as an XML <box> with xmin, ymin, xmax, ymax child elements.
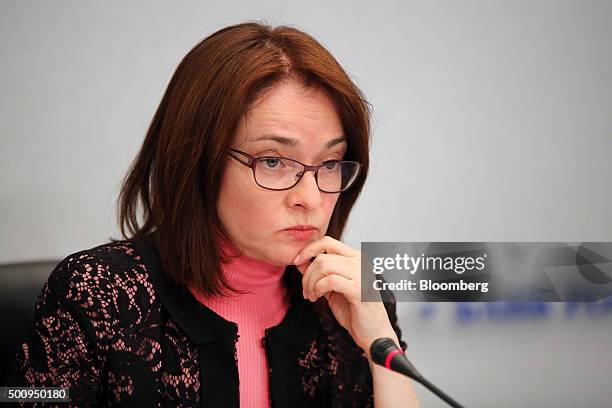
<box><xmin>217</xmin><ymin>80</ymin><xmax>347</xmax><ymax>266</ymax></box>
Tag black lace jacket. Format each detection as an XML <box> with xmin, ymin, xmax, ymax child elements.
<box><xmin>3</xmin><ymin>240</ymin><xmax>406</xmax><ymax>407</ymax></box>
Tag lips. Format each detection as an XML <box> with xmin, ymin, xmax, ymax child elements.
<box><xmin>283</xmin><ymin>225</ymin><xmax>317</xmax><ymax>231</ymax></box>
<box><xmin>282</xmin><ymin>225</ymin><xmax>317</xmax><ymax>241</ymax></box>
<box><xmin>283</xmin><ymin>228</ymin><xmax>316</xmax><ymax>240</ymax></box>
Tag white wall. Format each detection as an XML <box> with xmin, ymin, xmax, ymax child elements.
<box><xmin>1</xmin><ymin>1</ymin><xmax>611</xmax><ymax>406</ymax></box>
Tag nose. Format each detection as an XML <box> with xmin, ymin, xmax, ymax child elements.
<box><xmin>286</xmin><ymin>170</ymin><xmax>323</xmax><ymax>209</ymax></box>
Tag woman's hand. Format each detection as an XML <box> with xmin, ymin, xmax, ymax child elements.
<box><xmin>292</xmin><ymin>236</ymin><xmax>399</xmax><ymax>358</ymax></box>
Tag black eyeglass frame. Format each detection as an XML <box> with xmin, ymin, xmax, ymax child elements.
<box><xmin>228</xmin><ymin>148</ymin><xmax>362</xmax><ymax>193</ymax></box>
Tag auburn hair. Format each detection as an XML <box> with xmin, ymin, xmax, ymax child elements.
<box><xmin>116</xmin><ymin>21</ymin><xmax>371</xmax><ymax>303</ymax></box>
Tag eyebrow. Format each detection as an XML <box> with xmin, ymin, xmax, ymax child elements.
<box><xmin>252</xmin><ymin>134</ymin><xmax>347</xmax><ymax>150</ymax></box>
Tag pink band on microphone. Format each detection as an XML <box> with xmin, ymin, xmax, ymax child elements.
<box><xmin>384</xmin><ymin>349</ymin><xmax>403</xmax><ymax>369</ymax></box>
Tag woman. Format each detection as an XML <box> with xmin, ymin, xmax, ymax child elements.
<box><xmin>4</xmin><ymin>22</ymin><xmax>420</xmax><ymax>407</ymax></box>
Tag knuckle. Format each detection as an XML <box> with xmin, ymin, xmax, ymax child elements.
<box><xmin>315</xmin><ymin>278</ymin><xmax>324</xmax><ymax>291</ymax></box>
<box><xmin>317</xmin><ymin>258</ymin><xmax>329</xmax><ymax>270</ymax></box>
<box><xmin>329</xmin><ymin>275</ymin><xmax>339</xmax><ymax>288</ymax></box>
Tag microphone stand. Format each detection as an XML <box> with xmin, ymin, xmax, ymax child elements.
<box><xmin>371</xmin><ymin>338</ymin><xmax>466</xmax><ymax>408</ymax></box>
<box><xmin>410</xmin><ymin>374</ymin><xmax>465</xmax><ymax>408</ymax></box>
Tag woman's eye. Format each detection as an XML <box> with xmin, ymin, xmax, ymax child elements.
<box><xmin>323</xmin><ymin>160</ymin><xmax>339</xmax><ymax>170</ymax></box>
<box><xmin>261</xmin><ymin>158</ymin><xmax>282</xmax><ymax>168</ymax></box>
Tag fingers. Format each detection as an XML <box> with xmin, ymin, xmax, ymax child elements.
<box><xmin>293</xmin><ymin>236</ymin><xmax>358</xmax><ymax>265</ymax></box>
<box><xmin>294</xmin><ymin>249</ymin><xmax>327</xmax><ymax>276</ymax></box>
<box><xmin>313</xmin><ymin>274</ymin><xmax>360</xmax><ymax>304</ymax></box>
<box><xmin>292</xmin><ymin>235</ymin><xmax>362</xmax><ymax>303</ymax></box>
<box><xmin>302</xmin><ymin>254</ymin><xmax>355</xmax><ymax>300</ymax></box>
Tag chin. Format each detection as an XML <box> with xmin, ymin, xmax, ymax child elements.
<box><xmin>264</xmin><ymin>248</ymin><xmax>298</xmax><ymax>266</ymax></box>
<box><xmin>272</xmin><ymin>252</ymin><xmax>296</xmax><ymax>266</ymax></box>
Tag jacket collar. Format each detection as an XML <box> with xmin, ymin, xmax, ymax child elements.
<box><xmin>133</xmin><ymin>239</ymin><xmax>319</xmax><ymax>350</ymax></box>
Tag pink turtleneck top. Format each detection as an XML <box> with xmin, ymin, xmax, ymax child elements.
<box><xmin>188</xmin><ymin>236</ymin><xmax>290</xmax><ymax>408</ymax></box>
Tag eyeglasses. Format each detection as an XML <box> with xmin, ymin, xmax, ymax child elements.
<box><xmin>228</xmin><ymin>148</ymin><xmax>362</xmax><ymax>193</ymax></box>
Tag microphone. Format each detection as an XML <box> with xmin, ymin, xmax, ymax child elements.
<box><xmin>370</xmin><ymin>338</ymin><xmax>466</xmax><ymax>408</ymax></box>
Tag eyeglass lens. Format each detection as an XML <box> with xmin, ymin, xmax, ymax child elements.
<box><xmin>254</xmin><ymin>157</ymin><xmax>359</xmax><ymax>192</ymax></box>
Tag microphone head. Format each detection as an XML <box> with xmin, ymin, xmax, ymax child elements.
<box><xmin>370</xmin><ymin>337</ymin><xmax>399</xmax><ymax>366</ymax></box>
<box><xmin>370</xmin><ymin>337</ymin><xmax>423</xmax><ymax>380</ymax></box>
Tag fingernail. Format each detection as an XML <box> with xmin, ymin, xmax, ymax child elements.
<box><xmin>293</xmin><ymin>254</ymin><xmax>302</xmax><ymax>264</ymax></box>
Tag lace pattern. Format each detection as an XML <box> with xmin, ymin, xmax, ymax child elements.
<box><xmin>3</xmin><ymin>241</ymin><xmax>406</xmax><ymax>407</ymax></box>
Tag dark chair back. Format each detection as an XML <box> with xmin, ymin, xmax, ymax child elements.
<box><xmin>0</xmin><ymin>260</ymin><xmax>59</xmax><ymax>381</ymax></box>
